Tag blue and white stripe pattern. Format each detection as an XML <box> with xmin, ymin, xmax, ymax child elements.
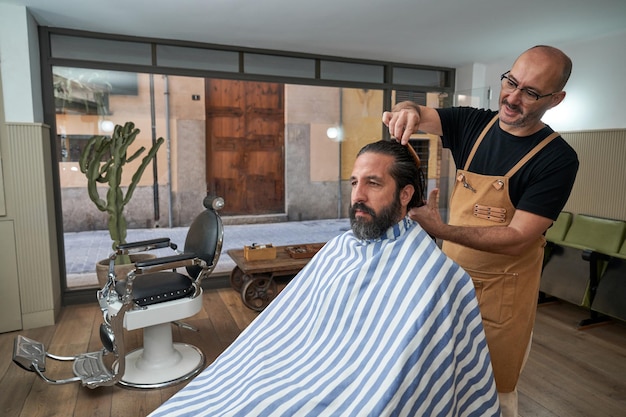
<box><xmin>150</xmin><ymin>217</ymin><xmax>500</xmax><ymax>417</ymax></box>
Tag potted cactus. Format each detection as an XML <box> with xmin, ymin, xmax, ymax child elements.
<box><xmin>79</xmin><ymin>121</ymin><xmax>164</xmax><ymax>273</ymax></box>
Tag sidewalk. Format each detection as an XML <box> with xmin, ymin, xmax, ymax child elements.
<box><xmin>65</xmin><ymin>218</ymin><xmax>351</xmax><ymax>288</ymax></box>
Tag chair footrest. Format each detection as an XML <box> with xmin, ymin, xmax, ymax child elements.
<box><xmin>13</xmin><ymin>335</ymin><xmax>46</xmax><ymax>372</ymax></box>
<box><xmin>73</xmin><ymin>351</ymin><xmax>116</xmax><ymax>388</ymax></box>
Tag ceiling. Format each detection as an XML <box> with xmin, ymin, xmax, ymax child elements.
<box><xmin>2</xmin><ymin>0</ymin><xmax>626</xmax><ymax>68</ymax></box>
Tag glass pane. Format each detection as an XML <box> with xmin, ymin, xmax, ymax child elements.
<box><xmin>51</xmin><ymin>34</ymin><xmax>151</xmax><ymax>65</ymax></box>
<box><xmin>320</xmin><ymin>61</ymin><xmax>384</xmax><ymax>83</ymax></box>
<box><xmin>56</xmin><ymin>66</ymin><xmax>169</xmax><ymax>289</ymax></box>
<box><xmin>285</xmin><ymin>86</ymin><xmax>383</xmax><ymax>219</ymax></box>
<box><xmin>337</xmin><ymin>88</ymin><xmax>385</xmax><ymax>179</ymax></box>
<box><xmin>393</xmin><ymin>67</ymin><xmax>447</xmax><ymax>88</ymax></box>
<box><xmin>454</xmin><ymin>86</ymin><xmax>491</xmax><ymax>108</ymax></box>
<box><xmin>157</xmin><ymin>45</ymin><xmax>239</xmax><ymax>72</ymax></box>
<box><xmin>54</xmin><ymin>67</ymin><xmax>139</xmax><ymax>122</ymax></box>
<box><xmin>244</xmin><ymin>53</ymin><xmax>315</xmax><ymax>78</ymax></box>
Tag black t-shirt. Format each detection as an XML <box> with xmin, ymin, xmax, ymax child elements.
<box><xmin>436</xmin><ymin>107</ymin><xmax>579</xmax><ymax>221</ymax></box>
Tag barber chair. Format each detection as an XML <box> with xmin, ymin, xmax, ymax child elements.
<box><xmin>13</xmin><ymin>195</ymin><xmax>224</xmax><ymax>389</ymax></box>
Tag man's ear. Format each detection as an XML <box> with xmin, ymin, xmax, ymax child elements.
<box><xmin>400</xmin><ymin>184</ymin><xmax>414</xmax><ymax>207</ymax></box>
<box><xmin>549</xmin><ymin>91</ymin><xmax>566</xmax><ymax>108</ymax></box>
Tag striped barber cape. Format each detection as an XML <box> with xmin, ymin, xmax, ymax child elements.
<box><xmin>150</xmin><ymin>217</ymin><xmax>500</xmax><ymax>417</ymax></box>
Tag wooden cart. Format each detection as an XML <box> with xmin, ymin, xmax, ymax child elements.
<box><xmin>227</xmin><ymin>243</ymin><xmax>324</xmax><ymax>311</ymax></box>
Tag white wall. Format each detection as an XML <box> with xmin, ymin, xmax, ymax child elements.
<box><xmin>0</xmin><ymin>4</ymin><xmax>60</xmax><ymax>330</ymax></box>
<box><xmin>544</xmin><ymin>32</ymin><xmax>626</xmax><ymax>131</ymax></box>
<box><xmin>464</xmin><ymin>30</ymin><xmax>626</xmax><ymax>132</ymax></box>
<box><xmin>0</xmin><ymin>4</ymin><xmax>43</xmax><ymax>123</ymax></box>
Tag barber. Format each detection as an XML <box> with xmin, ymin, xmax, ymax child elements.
<box><xmin>382</xmin><ymin>45</ymin><xmax>579</xmax><ymax>417</ymax></box>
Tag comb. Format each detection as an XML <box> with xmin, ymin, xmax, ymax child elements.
<box><xmin>405</xmin><ymin>143</ymin><xmax>421</xmax><ymax>168</ymax></box>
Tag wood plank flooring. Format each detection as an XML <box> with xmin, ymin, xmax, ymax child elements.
<box><xmin>1</xmin><ymin>289</ymin><xmax>625</xmax><ymax>417</ymax></box>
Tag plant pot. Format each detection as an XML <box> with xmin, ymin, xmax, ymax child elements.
<box><xmin>95</xmin><ymin>253</ymin><xmax>157</xmax><ymax>288</ymax></box>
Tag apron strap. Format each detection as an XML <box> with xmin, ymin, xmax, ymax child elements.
<box><xmin>463</xmin><ymin>115</ymin><xmax>499</xmax><ymax>170</ymax></box>
<box><xmin>504</xmin><ymin>132</ymin><xmax>560</xmax><ymax>177</ymax></box>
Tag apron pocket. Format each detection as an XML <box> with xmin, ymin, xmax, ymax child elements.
<box><xmin>466</xmin><ymin>268</ymin><xmax>518</xmax><ymax>325</ymax></box>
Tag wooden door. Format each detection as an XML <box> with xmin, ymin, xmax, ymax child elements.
<box><xmin>205</xmin><ymin>80</ymin><xmax>285</xmax><ymax>215</ymax></box>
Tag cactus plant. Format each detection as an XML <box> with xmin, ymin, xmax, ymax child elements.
<box><xmin>79</xmin><ymin>121</ymin><xmax>164</xmax><ymax>264</ymax></box>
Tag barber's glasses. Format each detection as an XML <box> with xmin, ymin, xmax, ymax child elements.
<box><xmin>500</xmin><ymin>71</ymin><xmax>560</xmax><ymax>102</ymax></box>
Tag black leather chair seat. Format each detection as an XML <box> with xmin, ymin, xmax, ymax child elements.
<box><xmin>115</xmin><ymin>272</ymin><xmax>194</xmax><ymax>307</ymax></box>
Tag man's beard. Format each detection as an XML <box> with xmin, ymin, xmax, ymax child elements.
<box><xmin>349</xmin><ymin>196</ymin><xmax>402</xmax><ymax>240</ymax></box>
<box><xmin>500</xmin><ymin>98</ymin><xmax>543</xmax><ymax>128</ymax></box>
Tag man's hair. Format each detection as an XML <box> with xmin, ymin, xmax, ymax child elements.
<box><xmin>356</xmin><ymin>140</ymin><xmax>426</xmax><ymax>210</ymax></box>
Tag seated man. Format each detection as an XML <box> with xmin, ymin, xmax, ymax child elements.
<box><xmin>150</xmin><ymin>140</ymin><xmax>500</xmax><ymax>417</ymax></box>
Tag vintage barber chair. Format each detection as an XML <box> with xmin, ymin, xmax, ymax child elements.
<box><xmin>13</xmin><ymin>195</ymin><xmax>224</xmax><ymax>389</ymax></box>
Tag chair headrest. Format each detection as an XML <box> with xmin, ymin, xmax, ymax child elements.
<box><xmin>203</xmin><ymin>195</ymin><xmax>225</xmax><ymax>211</ymax></box>
<box><xmin>184</xmin><ymin>209</ymin><xmax>223</xmax><ymax>278</ymax></box>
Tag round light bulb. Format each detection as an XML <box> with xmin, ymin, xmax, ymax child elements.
<box><xmin>100</xmin><ymin>120</ymin><xmax>115</xmax><ymax>133</ymax></box>
<box><xmin>327</xmin><ymin>127</ymin><xmax>339</xmax><ymax>140</ymax></box>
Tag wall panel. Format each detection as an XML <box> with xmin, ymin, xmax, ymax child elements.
<box><xmin>5</xmin><ymin>123</ymin><xmax>61</xmax><ymax>328</ymax></box>
<box><xmin>562</xmin><ymin>129</ymin><xmax>626</xmax><ymax>221</ymax></box>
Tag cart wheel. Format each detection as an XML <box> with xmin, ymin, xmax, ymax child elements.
<box><xmin>230</xmin><ymin>267</ymin><xmax>247</xmax><ymax>292</ymax></box>
<box><xmin>241</xmin><ymin>274</ymin><xmax>277</xmax><ymax>312</ymax></box>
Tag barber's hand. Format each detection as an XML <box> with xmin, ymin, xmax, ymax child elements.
<box><xmin>408</xmin><ymin>189</ymin><xmax>444</xmax><ymax>237</ymax></box>
<box><xmin>381</xmin><ymin>101</ymin><xmax>421</xmax><ymax>145</ymax></box>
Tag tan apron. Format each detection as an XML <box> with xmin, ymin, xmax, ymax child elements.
<box><xmin>442</xmin><ymin>115</ymin><xmax>559</xmax><ymax>392</ymax></box>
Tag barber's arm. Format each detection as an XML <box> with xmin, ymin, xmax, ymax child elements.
<box><xmin>409</xmin><ymin>189</ymin><xmax>553</xmax><ymax>256</ymax></box>
<box><xmin>382</xmin><ymin>101</ymin><xmax>444</xmax><ymax>144</ymax></box>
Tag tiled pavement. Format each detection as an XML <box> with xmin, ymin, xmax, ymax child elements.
<box><xmin>64</xmin><ymin>218</ymin><xmax>351</xmax><ymax>287</ymax></box>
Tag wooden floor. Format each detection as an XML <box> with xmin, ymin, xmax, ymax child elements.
<box><xmin>1</xmin><ymin>288</ymin><xmax>625</xmax><ymax>417</ymax></box>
